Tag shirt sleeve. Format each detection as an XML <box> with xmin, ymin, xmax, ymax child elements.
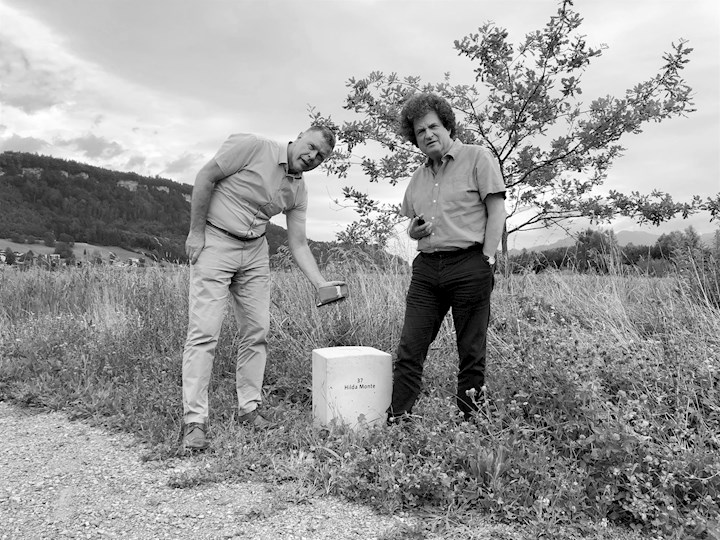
<box><xmin>400</xmin><ymin>180</ymin><xmax>415</xmax><ymax>219</ymax></box>
<box><xmin>474</xmin><ymin>148</ymin><xmax>506</xmax><ymax>200</ymax></box>
<box><xmin>213</xmin><ymin>133</ymin><xmax>258</xmax><ymax>177</ymax></box>
<box><xmin>284</xmin><ymin>180</ymin><xmax>308</xmax><ymax>229</ymax></box>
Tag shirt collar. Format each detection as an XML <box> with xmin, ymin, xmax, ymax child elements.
<box><xmin>423</xmin><ymin>139</ymin><xmax>462</xmax><ymax>168</ymax></box>
<box><xmin>280</xmin><ymin>142</ymin><xmax>302</xmax><ymax>180</ymax></box>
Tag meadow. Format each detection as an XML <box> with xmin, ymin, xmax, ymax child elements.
<box><xmin>0</xmin><ymin>256</ymin><xmax>718</xmax><ymax>539</ymax></box>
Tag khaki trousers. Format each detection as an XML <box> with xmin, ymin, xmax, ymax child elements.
<box><xmin>182</xmin><ymin>227</ymin><xmax>270</xmax><ymax>424</ymax></box>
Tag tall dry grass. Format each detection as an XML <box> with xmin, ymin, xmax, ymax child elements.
<box><xmin>0</xmin><ymin>257</ymin><xmax>718</xmax><ymax>538</ymax></box>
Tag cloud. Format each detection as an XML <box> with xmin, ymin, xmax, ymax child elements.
<box><xmin>0</xmin><ymin>38</ymin><xmax>76</xmax><ymax>113</ymax></box>
<box><xmin>1</xmin><ymin>0</ymin><xmax>717</xmax><ymax>244</ymax></box>
<box><xmin>125</xmin><ymin>155</ymin><xmax>146</xmax><ymax>169</ymax></box>
<box><xmin>163</xmin><ymin>153</ymin><xmax>204</xmax><ymax>175</ymax></box>
<box><xmin>0</xmin><ymin>133</ymin><xmax>50</xmax><ymax>153</ymax></box>
<box><xmin>55</xmin><ymin>134</ymin><xmax>125</xmax><ymax>159</ymax></box>
<box><xmin>0</xmin><ymin>2</ymin><xmax>225</xmax><ymax>177</ymax></box>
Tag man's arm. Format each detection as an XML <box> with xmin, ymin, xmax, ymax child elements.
<box><xmin>286</xmin><ymin>217</ymin><xmax>343</xmax><ymax>290</ymax></box>
<box><xmin>186</xmin><ymin>160</ymin><xmax>226</xmax><ymax>264</ymax></box>
<box><xmin>483</xmin><ymin>193</ymin><xmax>507</xmax><ymax>259</ymax></box>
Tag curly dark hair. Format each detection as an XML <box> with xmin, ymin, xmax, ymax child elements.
<box><xmin>398</xmin><ymin>93</ymin><xmax>456</xmax><ymax>147</ymax></box>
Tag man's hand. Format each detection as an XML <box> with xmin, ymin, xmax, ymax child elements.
<box><xmin>185</xmin><ymin>160</ymin><xmax>225</xmax><ymax>265</ymax></box>
<box><xmin>315</xmin><ymin>281</ymin><xmax>348</xmax><ymax>307</ymax></box>
<box><xmin>185</xmin><ymin>230</ymin><xmax>205</xmax><ymax>265</ymax></box>
<box><xmin>409</xmin><ymin>215</ymin><xmax>432</xmax><ymax>240</ymax></box>
<box><xmin>316</xmin><ymin>280</ymin><xmax>346</xmax><ymax>290</ymax></box>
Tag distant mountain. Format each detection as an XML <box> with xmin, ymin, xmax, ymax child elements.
<box><xmin>0</xmin><ymin>151</ymin><xmax>294</xmax><ymax>261</ymax></box>
<box><xmin>615</xmin><ymin>230</ymin><xmax>665</xmax><ymax>247</ymax></box>
<box><xmin>0</xmin><ymin>151</ymin><xmax>406</xmax><ymax>268</ymax></box>
<box><xmin>509</xmin><ymin>229</ymin><xmax>716</xmax><ymax>255</ymax></box>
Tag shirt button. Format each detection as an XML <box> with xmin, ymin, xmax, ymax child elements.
<box><xmin>432</xmin><ymin>200</ymin><xmax>436</xmax><ymax>203</ymax></box>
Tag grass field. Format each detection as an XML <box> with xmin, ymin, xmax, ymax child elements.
<box><xmin>0</xmin><ymin>257</ymin><xmax>718</xmax><ymax>539</ymax></box>
<box><xmin>1</xmin><ymin>238</ymin><xmax>141</xmax><ymax>262</ymax></box>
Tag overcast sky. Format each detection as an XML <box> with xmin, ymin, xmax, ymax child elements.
<box><xmin>1</xmin><ymin>0</ymin><xmax>718</xmax><ymax>251</ymax></box>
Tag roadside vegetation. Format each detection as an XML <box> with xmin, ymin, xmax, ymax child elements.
<box><xmin>1</xmin><ymin>247</ymin><xmax>718</xmax><ymax>539</ymax></box>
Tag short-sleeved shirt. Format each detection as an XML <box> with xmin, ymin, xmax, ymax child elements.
<box><xmin>401</xmin><ymin>139</ymin><xmax>505</xmax><ymax>253</ymax></box>
<box><xmin>207</xmin><ymin>133</ymin><xmax>307</xmax><ymax>238</ymax></box>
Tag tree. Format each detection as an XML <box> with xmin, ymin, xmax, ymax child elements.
<box><xmin>312</xmin><ymin>0</ymin><xmax>717</xmax><ymax>250</ymax></box>
<box><xmin>573</xmin><ymin>228</ymin><xmax>617</xmax><ymax>272</ymax></box>
<box><xmin>57</xmin><ymin>233</ymin><xmax>75</xmax><ymax>246</ymax></box>
<box><xmin>43</xmin><ymin>232</ymin><xmax>56</xmax><ymax>248</ymax></box>
<box><xmin>10</xmin><ymin>233</ymin><xmax>25</xmax><ymax>244</ymax></box>
<box><xmin>621</xmin><ymin>243</ymin><xmax>652</xmax><ymax>266</ymax></box>
<box><xmin>653</xmin><ymin>225</ymin><xmax>702</xmax><ymax>259</ymax></box>
<box><xmin>19</xmin><ymin>249</ymin><xmax>35</xmax><ymax>266</ymax></box>
<box><xmin>4</xmin><ymin>247</ymin><xmax>16</xmax><ymax>265</ymax></box>
<box><xmin>54</xmin><ymin>242</ymin><xmax>75</xmax><ymax>263</ymax></box>
<box><xmin>90</xmin><ymin>249</ymin><xmax>103</xmax><ymax>265</ymax></box>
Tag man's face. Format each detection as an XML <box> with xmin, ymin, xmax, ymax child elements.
<box><xmin>288</xmin><ymin>130</ymin><xmax>333</xmax><ymax>173</ymax></box>
<box><xmin>413</xmin><ymin>111</ymin><xmax>453</xmax><ymax>161</ymax></box>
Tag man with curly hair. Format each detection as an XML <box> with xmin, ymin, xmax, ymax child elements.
<box><xmin>388</xmin><ymin>93</ymin><xmax>507</xmax><ymax>423</ymax></box>
<box><xmin>181</xmin><ymin>125</ymin><xmax>344</xmax><ymax>451</ymax></box>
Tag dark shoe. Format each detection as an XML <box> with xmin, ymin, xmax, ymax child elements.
<box><xmin>182</xmin><ymin>422</ymin><xmax>209</xmax><ymax>451</ymax></box>
<box><xmin>237</xmin><ymin>409</ymin><xmax>274</xmax><ymax>429</ymax></box>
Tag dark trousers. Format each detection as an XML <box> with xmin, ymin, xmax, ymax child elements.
<box><xmin>389</xmin><ymin>247</ymin><xmax>494</xmax><ymax>419</ymax></box>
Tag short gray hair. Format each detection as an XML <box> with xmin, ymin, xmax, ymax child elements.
<box><xmin>306</xmin><ymin>125</ymin><xmax>336</xmax><ymax>149</ymax></box>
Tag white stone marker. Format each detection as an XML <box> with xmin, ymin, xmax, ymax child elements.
<box><xmin>312</xmin><ymin>346</ymin><xmax>392</xmax><ymax>428</ymax></box>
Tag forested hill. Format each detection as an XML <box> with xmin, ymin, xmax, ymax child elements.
<box><xmin>0</xmin><ymin>151</ymin><xmax>295</xmax><ymax>262</ymax></box>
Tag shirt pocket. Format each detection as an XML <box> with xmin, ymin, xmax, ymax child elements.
<box><xmin>444</xmin><ymin>175</ymin><xmax>476</xmax><ymax>201</ymax></box>
<box><xmin>257</xmin><ymin>194</ymin><xmax>284</xmax><ymax>219</ymax></box>
<box><xmin>259</xmin><ymin>178</ymin><xmax>300</xmax><ymax>218</ymax></box>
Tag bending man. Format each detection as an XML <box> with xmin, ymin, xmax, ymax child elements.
<box><xmin>182</xmin><ymin>125</ymin><xmax>343</xmax><ymax>450</ymax></box>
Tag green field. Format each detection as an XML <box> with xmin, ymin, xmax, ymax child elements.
<box><xmin>0</xmin><ymin>258</ymin><xmax>718</xmax><ymax>539</ymax></box>
<box><xmin>1</xmin><ymin>238</ymin><xmax>142</xmax><ymax>262</ymax></box>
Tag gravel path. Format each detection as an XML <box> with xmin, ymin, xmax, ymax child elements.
<box><xmin>0</xmin><ymin>401</ymin><xmax>403</xmax><ymax>540</ymax></box>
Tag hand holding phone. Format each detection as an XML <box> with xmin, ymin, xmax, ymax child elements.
<box><xmin>412</xmin><ymin>215</ymin><xmax>430</xmax><ymax>240</ymax></box>
<box><xmin>316</xmin><ymin>284</ymin><xmax>349</xmax><ymax>307</ymax></box>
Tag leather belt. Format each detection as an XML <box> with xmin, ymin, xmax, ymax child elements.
<box><xmin>421</xmin><ymin>243</ymin><xmax>484</xmax><ymax>258</ymax></box>
<box><xmin>206</xmin><ymin>221</ymin><xmax>265</xmax><ymax>242</ymax></box>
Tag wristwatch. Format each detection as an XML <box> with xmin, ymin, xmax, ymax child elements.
<box><xmin>483</xmin><ymin>254</ymin><xmax>496</xmax><ymax>265</ymax></box>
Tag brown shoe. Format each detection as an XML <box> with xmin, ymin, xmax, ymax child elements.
<box><xmin>237</xmin><ymin>409</ymin><xmax>274</xmax><ymax>429</ymax></box>
<box><xmin>182</xmin><ymin>422</ymin><xmax>209</xmax><ymax>451</ymax></box>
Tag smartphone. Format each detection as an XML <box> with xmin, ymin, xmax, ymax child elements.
<box><xmin>316</xmin><ymin>284</ymin><xmax>349</xmax><ymax>307</ymax></box>
<box><xmin>416</xmin><ymin>216</ymin><xmax>425</xmax><ymax>226</ymax></box>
